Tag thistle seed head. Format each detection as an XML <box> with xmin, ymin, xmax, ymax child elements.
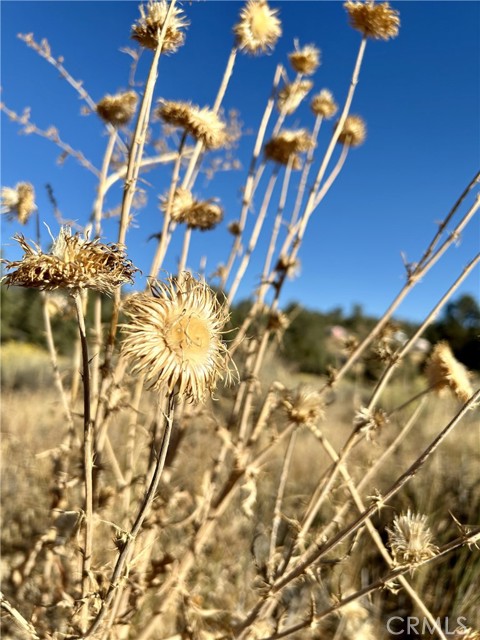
<box><xmin>310</xmin><ymin>89</ymin><xmax>338</xmax><ymax>119</ymax></box>
<box><xmin>1</xmin><ymin>183</ymin><xmax>37</xmax><ymax>224</ymax></box>
<box><xmin>288</xmin><ymin>42</ymin><xmax>321</xmax><ymax>75</ymax></box>
<box><xmin>96</xmin><ymin>91</ymin><xmax>138</xmax><ymax>127</ymax></box>
<box><xmin>2</xmin><ymin>227</ymin><xmax>136</xmax><ymax>294</ymax></box>
<box><xmin>282</xmin><ymin>387</ymin><xmax>325</xmax><ymax>427</ymax></box>
<box><xmin>131</xmin><ymin>0</ymin><xmax>188</xmax><ymax>52</ymax></box>
<box><xmin>157</xmin><ymin>100</ymin><xmax>227</xmax><ymax>149</ymax></box>
<box><xmin>387</xmin><ymin>510</ymin><xmax>438</xmax><ymax>567</ymax></box>
<box><xmin>122</xmin><ymin>274</ymin><xmax>235</xmax><ymax>403</ymax></box>
<box><xmin>264</xmin><ymin>129</ymin><xmax>313</xmax><ymax>168</ymax></box>
<box><xmin>234</xmin><ymin>0</ymin><xmax>282</xmax><ymax>56</ymax></box>
<box><xmin>345</xmin><ymin>1</ymin><xmax>400</xmax><ymax>40</ymax></box>
<box><xmin>336</xmin><ymin>114</ymin><xmax>367</xmax><ymax>147</ymax></box>
<box><xmin>425</xmin><ymin>341</ymin><xmax>473</xmax><ymax>403</ymax></box>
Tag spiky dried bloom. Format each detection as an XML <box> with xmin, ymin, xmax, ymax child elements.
<box><xmin>311</xmin><ymin>89</ymin><xmax>338</xmax><ymax>119</ymax></box>
<box><xmin>122</xmin><ymin>274</ymin><xmax>234</xmax><ymax>403</ymax></box>
<box><xmin>425</xmin><ymin>341</ymin><xmax>473</xmax><ymax>403</ymax></box>
<box><xmin>387</xmin><ymin>510</ymin><xmax>438</xmax><ymax>567</ymax></box>
<box><xmin>131</xmin><ymin>0</ymin><xmax>188</xmax><ymax>52</ymax></box>
<box><xmin>345</xmin><ymin>1</ymin><xmax>400</xmax><ymax>40</ymax></box>
<box><xmin>267</xmin><ymin>310</ymin><xmax>289</xmax><ymax>333</ymax></box>
<box><xmin>234</xmin><ymin>0</ymin><xmax>282</xmax><ymax>55</ymax></box>
<box><xmin>282</xmin><ymin>387</ymin><xmax>325</xmax><ymax>427</ymax></box>
<box><xmin>354</xmin><ymin>406</ymin><xmax>389</xmax><ymax>440</ymax></box>
<box><xmin>161</xmin><ymin>187</ymin><xmax>195</xmax><ymax>223</ymax></box>
<box><xmin>264</xmin><ymin>129</ymin><xmax>313</xmax><ymax>168</ymax></box>
<box><xmin>1</xmin><ymin>183</ymin><xmax>36</xmax><ymax>224</ymax></box>
<box><xmin>2</xmin><ymin>227</ymin><xmax>136</xmax><ymax>294</ymax></box>
<box><xmin>228</xmin><ymin>220</ymin><xmax>242</xmax><ymax>236</ymax></box>
<box><xmin>289</xmin><ymin>43</ymin><xmax>321</xmax><ymax>75</ymax></box>
<box><xmin>157</xmin><ymin>100</ymin><xmax>227</xmax><ymax>149</ymax></box>
<box><xmin>186</xmin><ymin>201</ymin><xmax>223</xmax><ymax>231</ymax></box>
<box><xmin>277</xmin><ymin>80</ymin><xmax>313</xmax><ymax>115</ymax></box>
<box><xmin>336</xmin><ymin>114</ymin><xmax>367</xmax><ymax>147</ymax></box>
<box><xmin>96</xmin><ymin>91</ymin><xmax>138</xmax><ymax>127</ymax></box>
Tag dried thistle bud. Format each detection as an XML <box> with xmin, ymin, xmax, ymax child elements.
<box><xmin>157</xmin><ymin>100</ymin><xmax>227</xmax><ymax>149</ymax></box>
<box><xmin>267</xmin><ymin>310</ymin><xmax>289</xmax><ymax>333</ymax></box>
<box><xmin>336</xmin><ymin>115</ymin><xmax>367</xmax><ymax>147</ymax></box>
<box><xmin>187</xmin><ymin>201</ymin><xmax>223</xmax><ymax>231</ymax></box>
<box><xmin>2</xmin><ymin>227</ymin><xmax>136</xmax><ymax>294</ymax></box>
<box><xmin>264</xmin><ymin>129</ymin><xmax>313</xmax><ymax>168</ymax></box>
<box><xmin>1</xmin><ymin>182</ymin><xmax>37</xmax><ymax>224</ymax></box>
<box><xmin>161</xmin><ymin>187</ymin><xmax>195</xmax><ymax>223</ymax></box>
<box><xmin>122</xmin><ymin>274</ymin><xmax>235</xmax><ymax>403</ymax></box>
<box><xmin>282</xmin><ymin>387</ymin><xmax>325</xmax><ymax>427</ymax></box>
<box><xmin>425</xmin><ymin>342</ymin><xmax>473</xmax><ymax>403</ymax></box>
<box><xmin>387</xmin><ymin>510</ymin><xmax>438</xmax><ymax>567</ymax></box>
<box><xmin>310</xmin><ymin>89</ymin><xmax>338</xmax><ymax>119</ymax></box>
<box><xmin>96</xmin><ymin>91</ymin><xmax>138</xmax><ymax>127</ymax></box>
<box><xmin>131</xmin><ymin>0</ymin><xmax>188</xmax><ymax>52</ymax></box>
<box><xmin>227</xmin><ymin>220</ymin><xmax>242</xmax><ymax>236</ymax></box>
<box><xmin>277</xmin><ymin>80</ymin><xmax>313</xmax><ymax>115</ymax></box>
<box><xmin>345</xmin><ymin>1</ymin><xmax>400</xmax><ymax>40</ymax></box>
<box><xmin>234</xmin><ymin>0</ymin><xmax>282</xmax><ymax>56</ymax></box>
<box><xmin>288</xmin><ymin>42</ymin><xmax>321</xmax><ymax>75</ymax></box>
<box><xmin>353</xmin><ymin>406</ymin><xmax>389</xmax><ymax>440</ymax></box>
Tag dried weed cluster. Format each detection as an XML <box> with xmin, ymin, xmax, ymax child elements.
<box><xmin>1</xmin><ymin>1</ymin><xmax>479</xmax><ymax>639</ymax></box>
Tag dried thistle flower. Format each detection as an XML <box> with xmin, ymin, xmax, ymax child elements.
<box><xmin>234</xmin><ymin>0</ymin><xmax>282</xmax><ymax>56</ymax></box>
<box><xmin>264</xmin><ymin>129</ymin><xmax>313</xmax><ymax>168</ymax></box>
<box><xmin>289</xmin><ymin>42</ymin><xmax>321</xmax><ymax>75</ymax></box>
<box><xmin>2</xmin><ymin>227</ymin><xmax>136</xmax><ymax>294</ymax></box>
<box><xmin>161</xmin><ymin>187</ymin><xmax>195</xmax><ymax>223</ymax></box>
<box><xmin>267</xmin><ymin>310</ymin><xmax>289</xmax><ymax>333</ymax></box>
<box><xmin>353</xmin><ymin>406</ymin><xmax>388</xmax><ymax>440</ymax></box>
<box><xmin>283</xmin><ymin>387</ymin><xmax>325</xmax><ymax>427</ymax></box>
<box><xmin>157</xmin><ymin>100</ymin><xmax>227</xmax><ymax>149</ymax></box>
<box><xmin>345</xmin><ymin>1</ymin><xmax>400</xmax><ymax>40</ymax></box>
<box><xmin>227</xmin><ymin>220</ymin><xmax>242</xmax><ymax>236</ymax></box>
<box><xmin>310</xmin><ymin>89</ymin><xmax>338</xmax><ymax>119</ymax></box>
<box><xmin>1</xmin><ymin>183</ymin><xmax>36</xmax><ymax>224</ymax></box>
<box><xmin>425</xmin><ymin>341</ymin><xmax>473</xmax><ymax>403</ymax></box>
<box><xmin>277</xmin><ymin>80</ymin><xmax>313</xmax><ymax>115</ymax></box>
<box><xmin>96</xmin><ymin>91</ymin><xmax>138</xmax><ymax>127</ymax></box>
<box><xmin>387</xmin><ymin>510</ymin><xmax>438</xmax><ymax>567</ymax></box>
<box><xmin>131</xmin><ymin>0</ymin><xmax>188</xmax><ymax>52</ymax></box>
<box><xmin>161</xmin><ymin>189</ymin><xmax>223</xmax><ymax>230</ymax></box>
<box><xmin>122</xmin><ymin>274</ymin><xmax>234</xmax><ymax>403</ymax></box>
<box><xmin>336</xmin><ymin>114</ymin><xmax>367</xmax><ymax>147</ymax></box>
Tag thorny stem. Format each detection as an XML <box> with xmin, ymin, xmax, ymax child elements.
<box><xmin>237</xmin><ymin>389</ymin><xmax>480</xmax><ymax>633</ymax></box>
<box><xmin>73</xmin><ymin>292</ymin><xmax>94</xmax><ymax>632</ymax></box>
<box><xmin>82</xmin><ymin>394</ymin><xmax>176</xmax><ymax>639</ymax></box>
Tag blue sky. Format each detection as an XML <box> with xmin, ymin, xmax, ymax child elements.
<box><xmin>1</xmin><ymin>1</ymin><xmax>479</xmax><ymax>322</ymax></box>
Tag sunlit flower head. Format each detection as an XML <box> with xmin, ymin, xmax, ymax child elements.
<box><xmin>345</xmin><ymin>1</ymin><xmax>400</xmax><ymax>40</ymax></box>
<box><xmin>96</xmin><ymin>91</ymin><xmax>138</xmax><ymax>127</ymax></box>
<box><xmin>2</xmin><ymin>227</ymin><xmax>136</xmax><ymax>294</ymax></box>
<box><xmin>161</xmin><ymin>189</ymin><xmax>223</xmax><ymax>230</ymax></box>
<box><xmin>122</xmin><ymin>274</ymin><xmax>234</xmax><ymax>403</ymax></box>
<box><xmin>277</xmin><ymin>80</ymin><xmax>313</xmax><ymax>115</ymax></box>
<box><xmin>234</xmin><ymin>0</ymin><xmax>282</xmax><ymax>55</ymax></box>
<box><xmin>157</xmin><ymin>100</ymin><xmax>227</xmax><ymax>149</ymax></box>
<box><xmin>336</xmin><ymin>114</ymin><xmax>367</xmax><ymax>147</ymax></box>
<box><xmin>1</xmin><ymin>183</ymin><xmax>36</xmax><ymax>225</ymax></box>
<box><xmin>310</xmin><ymin>89</ymin><xmax>338</xmax><ymax>119</ymax></box>
<box><xmin>288</xmin><ymin>42</ymin><xmax>321</xmax><ymax>75</ymax></box>
<box><xmin>425</xmin><ymin>341</ymin><xmax>472</xmax><ymax>403</ymax></box>
<box><xmin>282</xmin><ymin>387</ymin><xmax>325</xmax><ymax>427</ymax></box>
<box><xmin>264</xmin><ymin>129</ymin><xmax>313</xmax><ymax>168</ymax></box>
<box><xmin>387</xmin><ymin>510</ymin><xmax>438</xmax><ymax>567</ymax></box>
<box><xmin>161</xmin><ymin>187</ymin><xmax>196</xmax><ymax>223</ymax></box>
<box><xmin>131</xmin><ymin>0</ymin><xmax>188</xmax><ymax>52</ymax></box>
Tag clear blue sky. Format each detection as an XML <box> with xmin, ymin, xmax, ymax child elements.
<box><xmin>1</xmin><ymin>1</ymin><xmax>479</xmax><ymax>322</ymax></box>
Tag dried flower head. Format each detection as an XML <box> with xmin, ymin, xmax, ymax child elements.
<box><xmin>1</xmin><ymin>183</ymin><xmax>37</xmax><ymax>224</ymax></box>
<box><xmin>283</xmin><ymin>387</ymin><xmax>325</xmax><ymax>427</ymax></box>
<box><xmin>264</xmin><ymin>129</ymin><xmax>313</xmax><ymax>168</ymax></box>
<box><xmin>425</xmin><ymin>341</ymin><xmax>473</xmax><ymax>403</ymax></box>
<box><xmin>157</xmin><ymin>100</ymin><xmax>227</xmax><ymax>149</ymax></box>
<box><xmin>227</xmin><ymin>220</ymin><xmax>242</xmax><ymax>236</ymax></box>
<box><xmin>161</xmin><ymin>187</ymin><xmax>195</xmax><ymax>223</ymax></box>
<box><xmin>353</xmin><ymin>406</ymin><xmax>389</xmax><ymax>440</ymax></box>
<box><xmin>187</xmin><ymin>201</ymin><xmax>223</xmax><ymax>231</ymax></box>
<box><xmin>310</xmin><ymin>89</ymin><xmax>338</xmax><ymax>119</ymax></box>
<box><xmin>122</xmin><ymin>274</ymin><xmax>234</xmax><ymax>403</ymax></box>
<box><xmin>345</xmin><ymin>1</ymin><xmax>400</xmax><ymax>40</ymax></box>
<box><xmin>289</xmin><ymin>42</ymin><xmax>321</xmax><ymax>75</ymax></box>
<box><xmin>131</xmin><ymin>0</ymin><xmax>188</xmax><ymax>52</ymax></box>
<box><xmin>96</xmin><ymin>91</ymin><xmax>138</xmax><ymax>127</ymax></box>
<box><xmin>387</xmin><ymin>510</ymin><xmax>438</xmax><ymax>567</ymax></box>
<box><xmin>267</xmin><ymin>310</ymin><xmax>289</xmax><ymax>333</ymax></box>
<box><xmin>2</xmin><ymin>227</ymin><xmax>136</xmax><ymax>294</ymax></box>
<box><xmin>234</xmin><ymin>0</ymin><xmax>282</xmax><ymax>55</ymax></box>
<box><xmin>336</xmin><ymin>115</ymin><xmax>367</xmax><ymax>147</ymax></box>
<box><xmin>277</xmin><ymin>80</ymin><xmax>313</xmax><ymax>115</ymax></box>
